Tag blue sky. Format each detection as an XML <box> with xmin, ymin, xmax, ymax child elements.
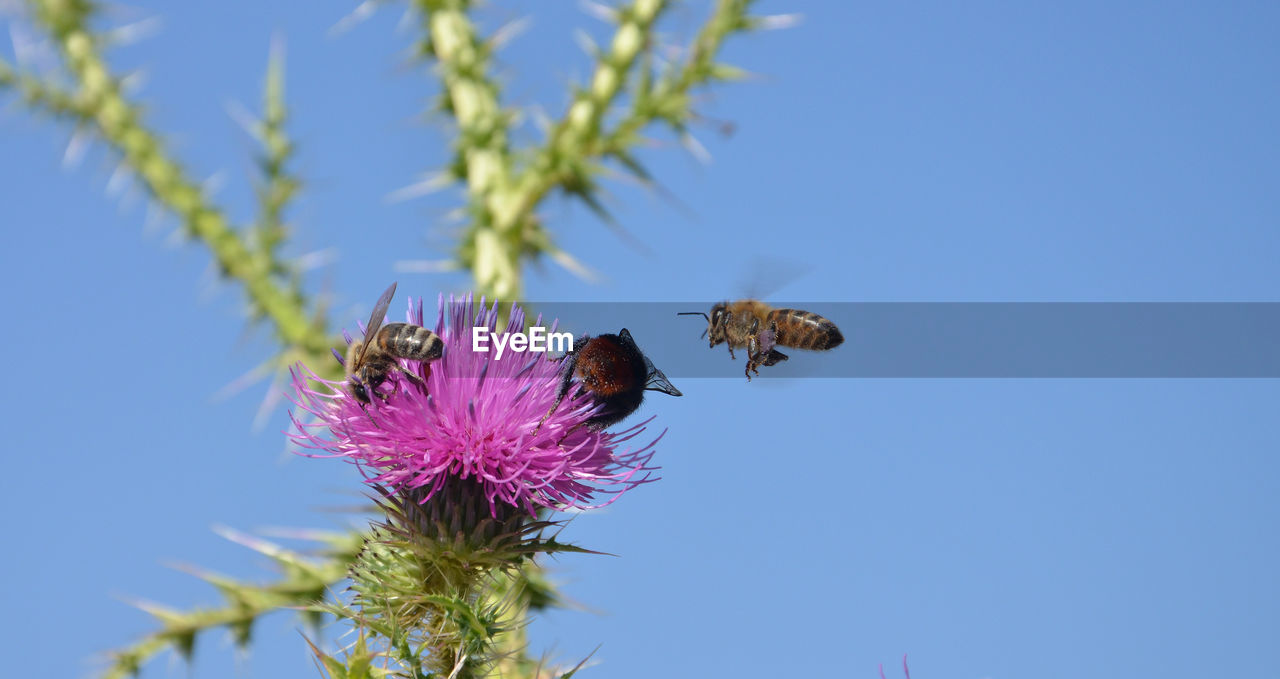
<box><xmin>2</xmin><ymin>2</ymin><xmax>1278</xmax><ymax>678</ymax></box>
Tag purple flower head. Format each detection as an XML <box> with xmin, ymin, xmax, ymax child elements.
<box><xmin>289</xmin><ymin>293</ymin><xmax>662</xmax><ymax>516</ymax></box>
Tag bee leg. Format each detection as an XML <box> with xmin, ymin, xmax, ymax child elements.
<box><xmin>745</xmin><ymin>334</ymin><xmax>764</xmax><ymax>381</ymax></box>
<box><xmin>534</xmin><ymin>353</ymin><xmax>579</xmax><ymax>436</ymax></box>
<box><xmin>392</xmin><ymin>363</ymin><xmax>428</xmax><ymax>392</ymax></box>
<box><xmin>744</xmin><ymin>326</ymin><xmax>786</xmax><ymax>380</ymax></box>
<box><xmin>763</xmin><ymin>349</ymin><xmax>789</xmax><ymax>366</ymax></box>
<box><xmin>557</xmin><ymin>420</ymin><xmax>588</xmax><ymax>445</ymax></box>
<box><xmin>374</xmin><ymin>378</ymin><xmax>396</xmax><ymax>403</ymax></box>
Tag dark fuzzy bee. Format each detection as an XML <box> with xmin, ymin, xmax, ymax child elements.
<box><xmin>344</xmin><ymin>282</ymin><xmax>444</xmax><ymax>403</ymax></box>
<box><xmin>680</xmin><ymin>300</ymin><xmax>843</xmax><ymax>380</ymax></box>
<box><xmin>544</xmin><ymin>328</ymin><xmax>682</xmax><ymax>432</ymax></box>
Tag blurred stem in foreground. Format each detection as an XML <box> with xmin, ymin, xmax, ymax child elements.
<box><xmin>247</xmin><ymin>37</ymin><xmax>303</xmax><ymax>296</ymax></box>
<box><xmin>416</xmin><ymin>0</ymin><xmax>760</xmax><ymax>303</ymax></box>
<box><xmin>10</xmin><ymin>0</ymin><xmax>333</xmax><ymax>367</ymax></box>
<box><xmin>102</xmin><ymin>528</ymin><xmax>363</xmax><ymax>679</ymax></box>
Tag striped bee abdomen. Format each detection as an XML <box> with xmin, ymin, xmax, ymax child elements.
<box><xmin>378</xmin><ymin>323</ymin><xmax>444</xmax><ymax>361</ymax></box>
<box><xmin>768</xmin><ymin>308</ymin><xmax>844</xmax><ymax>351</ymax></box>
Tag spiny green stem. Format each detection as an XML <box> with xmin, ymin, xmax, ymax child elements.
<box><xmin>412</xmin><ymin>0</ymin><xmax>669</xmax><ymax>303</ymax></box>
<box><xmin>417</xmin><ymin>0</ymin><xmax>511</xmax><ymax>201</ymax></box>
<box><xmin>488</xmin><ymin>564</ymin><xmax>563</xmax><ymax>679</ymax></box>
<box><xmin>411</xmin><ymin>0</ymin><xmax>755</xmax><ymax>305</ymax></box>
<box><xmin>22</xmin><ymin>0</ymin><xmax>333</xmax><ymax>361</ymax></box>
<box><xmin>0</xmin><ymin>60</ymin><xmax>93</xmax><ymax>120</ymax></box>
<box><xmin>494</xmin><ymin>0</ymin><xmax>670</xmax><ymax>265</ymax></box>
<box><xmin>550</xmin><ymin>0</ymin><xmax>668</xmax><ymax>157</ymax></box>
<box><xmin>101</xmin><ymin>532</ymin><xmax>362</xmax><ymax>679</ymax></box>
<box><xmin>415</xmin><ymin>0</ymin><xmax>521</xmax><ymax>302</ymax></box>
<box><xmin>603</xmin><ymin>0</ymin><xmax>755</xmax><ymax>155</ymax></box>
<box><xmin>252</xmin><ymin>39</ymin><xmax>299</xmax><ymax>269</ymax></box>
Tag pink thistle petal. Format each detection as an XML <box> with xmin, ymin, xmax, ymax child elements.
<box><xmin>287</xmin><ymin>294</ymin><xmax>664</xmax><ymax>515</ymax></box>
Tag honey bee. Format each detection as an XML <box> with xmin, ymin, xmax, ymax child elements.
<box><xmin>679</xmin><ymin>300</ymin><xmax>844</xmax><ymax>380</ymax></box>
<box><xmin>543</xmin><ymin>328</ymin><xmax>682</xmax><ymax>432</ymax></box>
<box><xmin>344</xmin><ymin>282</ymin><xmax>444</xmax><ymax>404</ymax></box>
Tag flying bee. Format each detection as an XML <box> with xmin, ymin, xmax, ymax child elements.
<box><xmin>679</xmin><ymin>300</ymin><xmax>844</xmax><ymax>380</ymax></box>
<box><xmin>541</xmin><ymin>328</ymin><xmax>682</xmax><ymax>432</ymax></box>
<box><xmin>344</xmin><ymin>282</ymin><xmax>444</xmax><ymax>404</ymax></box>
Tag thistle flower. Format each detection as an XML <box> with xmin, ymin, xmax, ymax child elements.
<box><xmin>288</xmin><ymin>293</ymin><xmax>662</xmax><ymax>516</ymax></box>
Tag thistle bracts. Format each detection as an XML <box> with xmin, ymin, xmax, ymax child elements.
<box><xmin>326</xmin><ymin>483</ymin><xmax>595</xmax><ymax>678</ymax></box>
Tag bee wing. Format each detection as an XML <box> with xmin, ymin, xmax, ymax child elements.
<box><xmin>617</xmin><ymin>328</ymin><xmax>683</xmax><ymax>397</ymax></box>
<box><xmin>616</xmin><ymin>328</ymin><xmax>639</xmax><ymax>350</ymax></box>
<box><xmin>353</xmin><ymin>282</ymin><xmax>397</xmax><ymax>367</ymax></box>
<box><xmin>740</xmin><ymin>255</ymin><xmax>812</xmax><ymax>300</ymax></box>
<box><xmin>643</xmin><ymin>361</ymin><xmax>682</xmax><ymax>397</ymax></box>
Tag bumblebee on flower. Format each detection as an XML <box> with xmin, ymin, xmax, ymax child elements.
<box><xmin>288</xmin><ymin>290</ymin><xmax>664</xmax><ymax>518</ymax></box>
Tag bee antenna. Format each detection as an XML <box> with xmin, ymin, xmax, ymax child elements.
<box><xmin>677</xmin><ymin>311</ymin><xmax>710</xmax><ymax>339</ymax></box>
